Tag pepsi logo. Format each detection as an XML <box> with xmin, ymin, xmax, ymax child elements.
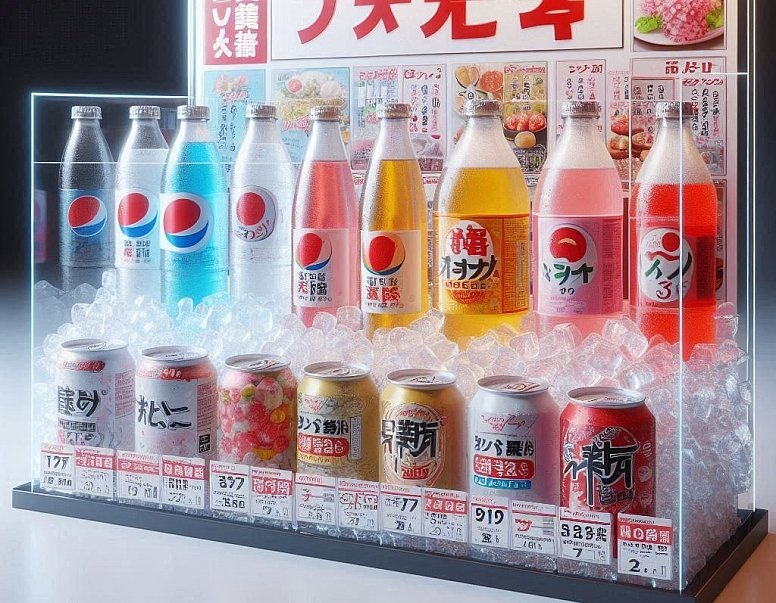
<box><xmin>295</xmin><ymin>231</ymin><xmax>332</xmax><ymax>271</ymax></box>
<box><xmin>117</xmin><ymin>191</ymin><xmax>157</xmax><ymax>238</ymax></box>
<box><xmin>161</xmin><ymin>194</ymin><xmax>212</xmax><ymax>254</ymax></box>
<box><xmin>548</xmin><ymin>226</ymin><xmax>587</xmax><ymax>264</ymax></box>
<box><xmin>363</xmin><ymin>233</ymin><xmax>406</xmax><ymax>276</ymax></box>
<box><xmin>233</xmin><ymin>188</ymin><xmax>277</xmax><ymax>242</ymax></box>
<box><xmin>541</xmin><ymin>223</ymin><xmax>598</xmax><ymax>287</ymax></box>
<box><xmin>68</xmin><ymin>195</ymin><xmax>107</xmax><ymax>237</ymax></box>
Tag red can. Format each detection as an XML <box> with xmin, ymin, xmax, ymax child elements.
<box><xmin>135</xmin><ymin>346</ymin><xmax>218</xmax><ymax>459</ymax></box>
<box><xmin>561</xmin><ymin>387</ymin><xmax>655</xmax><ymax>520</ymax></box>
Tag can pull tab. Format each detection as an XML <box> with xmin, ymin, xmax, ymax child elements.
<box><xmin>248</xmin><ymin>360</ymin><xmax>279</xmax><ymax>371</ymax></box>
<box><xmin>163</xmin><ymin>352</ymin><xmax>188</xmax><ymax>361</ymax></box>
<box><xmin>324</xmin><ymin>367</ymin><xmax>352</xmax><ymax>377</ymax></box>
<box><xmin>86</xmin><ymin>342</ymin><xmax>107</xmax><ymax>351</ymax></box>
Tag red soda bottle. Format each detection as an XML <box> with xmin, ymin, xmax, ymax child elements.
<box><xmin>292</xmin><ymin>105</ymin><xmax>360</xmax><ymax>327</ymax></box>
<box><xmin>629</xmin><ymin>101</ymin><xmax>717</xmax><ymax>359</ymax></box>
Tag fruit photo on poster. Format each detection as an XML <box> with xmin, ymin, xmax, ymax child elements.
<box><xmin>633</xmin><ymin>0</ymin><xmax>725</xmax><ymax>51</ymax></box>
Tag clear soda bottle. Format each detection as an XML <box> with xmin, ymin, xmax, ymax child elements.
<box><xmin>433</xmin><ymin>99</ymin><xmax>530</xmax><ymax>346</ymax></box>
<box><xmin>58</xmin><ymin>105</ymin><xmax>115</xmax><ymax>291</ymax></box>
<box><xmin>160</xmin><ymin>105</ymin><xmax>229</xmax><ymax>313</ymax></box>
<box><xmin>230</xmin><ymin>103</ymin><xmax>295</xmax><ymax>308</ymax></box>
<box><xmin>533</xmin><ymin>101</ymin><xmax>624</xmax><ymax>338</ymax></box>
<box><xmin>292</xmin><ymin>105</ymin><xmax>360</xmax><ymax>327</ymax></box>
<box><xmin>360</xmin><ymin>103</ymin><xmax>429</xmax><ymax>337</ymax></box>
<box><xmin>630</xmin><ymin>101</ymin><xmax>717</xmax><ymax>359</ymax></box>
<box><xmin>115</xmin><ymin>105</ymin><xmax>169</xmax><ymax>302</ymax></box>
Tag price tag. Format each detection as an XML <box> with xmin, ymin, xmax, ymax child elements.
<box><xmin>209</xmin><ymin>461</ymin><xmax>250</xmax><ymax>513</ymax></box>
<box><xmin>618</xmin><ymin>514</ymin><xmax>673</xmax><ymax>581</ymax></box>
<box><xmin>470</xmin><ymin>495</ymin><xmax>510</xmax><ymax>549</ymax></box>
<box><xmin>161</xmin><ymin>456</ymin><xmax>206</xmax><ymax>510</ymax></box>
<box><xmin>295</xmin><ymin>474</ymin><xmax>337</xmax><ymax>526</ymax></box>
<box><xmin>75</xmin><ymin>447</ymin><xmax>115</xmax><ymax>498</ymax></box>
<box><xmin>380</xmin><ymin>483</ymin><xmax>422</xmax><ymax>536</ymax></box>
<box><xmin>250</xmin><ymin>467</ymin><xmax>294</xmax><ymax>521</ymax></box>
<box><xmin>558</xmin><ymin>508</ymin><xmax>612</xmax><ymax>565</ymax></box>
<box><xmin>117</xmin><ymin>451</ymin><xmax>161</xmax><ymax>503</ymax></box>
<box><xmin>511</xmin><ymin>500</ymin><xmax>557</xmax><ymax>556</ymax></box>
<box><xmin>337</xmin><ymin>479</ymin><xmax>379</xmax><ymax>531</ymax></box>
<box><xmin>40</xmin><ymin>443</ymin><xmax>75</xmax><ymax>493</ymax></box>
<box><xmin>422</xmin><ymin>488</ymin><xmax>468</xmax><ymax>543</ymax></box>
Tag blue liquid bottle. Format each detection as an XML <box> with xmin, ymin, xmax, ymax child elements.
<box><xmin>160</xmin><ymin>105</ymin><xmax>228</xmax><ymax>313</ymax></box>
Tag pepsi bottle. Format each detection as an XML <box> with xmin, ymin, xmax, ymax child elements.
<box><xmin>58</xmin><ymin>105</ymin><xmax>115</xmax><ymax>291</ymax></box>
<box><xmin>230</xmin><ymin>103</ymin><xmax>295</xmax><ymax>307</ymax></box>
<box><xmin>115</xmin><ymin>106</ymin><xmax>169</xmax><ymax>302</ymax></box>
<box><xmin>160</xmin><ymin>105</ymin><xmax>228</xmax><ymax>313</ymax></box>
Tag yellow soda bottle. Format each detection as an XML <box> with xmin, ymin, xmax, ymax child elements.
<box><xmin>360</xmin><ymin>103</ymin><xmax>429</xmax><ymax>337</ymax></box>
<box><xmin>434</xmin><ymin>99</ymin><xmax>530</xmax><ymax>346</ymax></box>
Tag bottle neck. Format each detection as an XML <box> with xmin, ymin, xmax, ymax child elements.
<box><xmin>372</xmin><ymin>117</ymin><xmax>415</xmax><ymax>161</ymax></box>
<box><xmin>175</xmin><ymin>118</ymin><xmax>213</xmax><ymax>144</ymax></box>
<box><xmin>636</xmin><ymin>117</ymin><xmax>711</xmax><ymax>185</ymax></box>
<box><xmin>125</xmin><ymin>118</ymin><xmax>168</xmax><ymax>150</ymax></box>
<box><xmin>305</xmin><ymin>119</ymin><xmax>347</xmax><ymax>162</ymax></box>
<box><xmin>244</xmin><ymin>117</ymin><xmax>282</xmax><ymax>144</ymax></box>
<box><xmin>548</xmin><ymin>115</ymin><xmax>611</xmax><ymax>170</ymax></box>
<box><xmin>450</xmin><ymin>114</ymin><xmax>517</xmax><ymax>169</ymax></box>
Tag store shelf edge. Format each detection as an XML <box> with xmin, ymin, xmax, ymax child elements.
<box><xmin>11</xmin><ymin>484</ymin><xmax>767</xmax><ymax>603</ymax></box>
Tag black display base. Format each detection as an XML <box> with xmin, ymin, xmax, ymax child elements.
<box><xmin>12</xmin><ymin>483</ymin><xmax>767</xmax><ymax>603</ymax></box>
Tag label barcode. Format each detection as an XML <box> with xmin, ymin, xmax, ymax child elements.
<box><xmin>542</xmin><ymin>517</ymin><xmax>555</xmax><ymax>537</ymax></box>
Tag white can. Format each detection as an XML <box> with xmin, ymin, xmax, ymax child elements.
<box><xmin>468</xmin><ymin>376</ymin><xmax>559</xmax><ymax>505</ymax></box>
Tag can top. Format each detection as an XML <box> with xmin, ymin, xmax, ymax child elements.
<box><xmin>303</xmin><ymin>361</ymin><xmax>370</xmax><ymax>381</ymax></box>
<box><xmin>656</xmin><ymin>100</ymin><xmax>698</xmax><ymax>119</ymax></box>
<box><xmin>177</xmin><ymin>105</ymin><xmax>210</xmax><ymax>120</ymax></box>
<box><xmin>309</xmin><ymin>105</ymin><xmax>342</xmax><ymax>121</ymax></box>
<box><xmin>225</xmin><ymin>354</ymin><xmax>290</xmax><ymax>373</ymax></box>
<box><xmin>477</xmin><ymin>375</ymin><xmax>549</xmax><ymax>396</ymax></box>
<box><xmin>463</xmin><ymin>98</ymin><xmax>502</xmax><ymax>117</ymax></box>
<box><xmin>387</xmin><ymin>369</ymin><xmax>457</xmax><ymax>390</ymax></box>
<box><xmin>71</xmin><ymin>106</ymin><xmax>102</xmax><ymax>119</ymax></box>
<box><xmin>377</xmin><ymin>102</ymin><xmax>410</xmax><ymax>119</ymax></box>
<box><xmin>61</xmin><ymin>338</ymin><xmax>127</xmax><ymax>353</ymax></box>
<box><xmin>245</xmin><ymin>103</ymin><xmax>277</xmax><ymax>119</ymax></box>
<box><xmin>561</xmin><ymin>101</ymin><xmax>601</xmax><ymax>118</ymax></box>
<box><xmin>567</xmin><ymin>387</ymin><xmax>646</xmax><ymax>409</ymax></box>
<box><xmin>129</xmin><ymin>105</ymin><xmax>161</xmax><ymax>119</ymax></box>
<box><xmin>141</xmin><ymin>345</ymin><xmax>209</xmax><ymax>365</ymax></box>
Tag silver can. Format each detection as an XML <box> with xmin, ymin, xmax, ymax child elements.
<box><xmin>55</xmin><ymin>338</ymin><xmax>136</xmax><ymax>449</ymax></box>
<box><xmin>468</xmin><ymin>376</ymin><xmax>559</xmax><ymax>504</ymax></box>
<box><xmin>135</xmin><ymin>346</ymin><xmax>218</xmax><ymax>459</ymax></box>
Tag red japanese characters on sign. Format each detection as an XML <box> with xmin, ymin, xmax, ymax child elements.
<box><xmin>272</xmin><ymin>0</ymin><xmax>623</xmax><ymax>60</ymax></box>
<box><xmin>205</xmin><ymin>0</ymin><xmax>268</xmax><ymax>65</ymax></box>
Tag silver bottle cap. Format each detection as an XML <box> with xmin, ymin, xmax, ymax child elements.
<box><xmin>463</xmin><ymin>99</ymin><xmax>502</xmax><ymax>117</ymax></box>
<box><xmin>309</xmin><ymin>105</ymin><xmax>342</xmax><ymax>121</ymax></box>
<box><xmin>246</xmin><ymin>103</ymin><xmax>277</xmax><ymax>119</ymax></box>
<box><xmin>177</xmin><ymin>105</ymin><xmax>210</xmax><ymax>120</ymax></box>
<box><xmin>561</xmin><ymin>101</ymin><xmax>601</xmax><ymax>118</ymax></box>
<box><xmin>71</xmin><ymin>106</ymin><xmax>102</xmax><ymax>119</ymax></box>
<box><xmin>656</xmin><ymin>101</ymin><xmax>698</xmax><ymax>119</ymax></box>
<box><xmin>377</xmin><ymin>102</ymin><xmax>410</xmax><ymax>119</ymax></box>
<box><xmin>129</xmin><ymin>105</ymin><xmax>161</xmax><ymax>119</ymax></box>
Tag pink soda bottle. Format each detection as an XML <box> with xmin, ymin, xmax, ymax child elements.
<box><xmin>533</xmin><ymin>101</ymin><xmax>624</xmax><ymax>338</ymax></box>
<box><xmin>292</xmin><ymin>105</ymin><xmax>360</xmax><ymax>327</ymax></box>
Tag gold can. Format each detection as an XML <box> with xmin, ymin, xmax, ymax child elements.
<box><xmin>380</xmin><ymin>369</ymin><xmax>467</xmax><ymax>490</ymax></box>
<box><xmin>296</xmin><ymin>361</ymin><xmax>380</xmax><ymax>480</ymax></box>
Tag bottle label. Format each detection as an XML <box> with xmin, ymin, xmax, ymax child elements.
<box><xmin>59</xmin><ymin>189</ymin><xmax>112</xmax><ymax>265</ymax></box>
<box><xmin>293</xmin><ymin>228</ymin><xmax>352</xmax><ymax>308</ymax></box>
<box><xmin>381</xmin><ymin>403</ymin><xmax>445</xmax><ymax>487</ymax></box>
<box><xmin>296</xmin><ymin>394</ymin><xmax>362</xmax><ymax>467</ymax></box>
<box><xmin>230</xmin><ymin>186</ymin><xmax>280</xmax><ymax>263</ymax></box>
<box><xmin>470</xmin><ymin>412</ymin><xmax>536</xmax><ymax>491</ymax></box>
<box><xmin>435</xmin><ymin>215</ymin><xmax>529</xmax><ymax>315</ymax></box>
<box><xmin>115</xmin><ymin>188</ymin><xmax>159</xmax><ymax>269</ymax></box>
<box><xmin>361</xmin><ymin>230</ymin><xmax>422</xmax><ymax>315</ymax></box>
<box><xmin>536</xmin><ymin>215</ymin><xmax>622</xmax><ymax>316</ymax></box>
<box><xmin>637</xmin><ymin>227</ymin><xmax>716</xmax><ymax>306</ymax></box>
<box><xmin>160</xmin><ymin>192</ymin><xmax>215</xmax><ymax>254</ymax></box>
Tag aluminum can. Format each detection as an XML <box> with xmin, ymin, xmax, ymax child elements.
<box><xmin>380</xmin><ymin>369</ymin><xmax>467</xmax><ymax>490</ymax></box>
<box><xmin>296</xmin><ymin>361</ymin><xmax>379</xmax><ymax>480</ymax></box>
<box><xmin>218</xmin><ymin>354</ymin><xmax>296</xmax><ymax>470</ymax></box>
<box><xmin>135</xmin><ymin>346</ymin><xmax>218</xmax><ymax>458</ymax></box>
<box><xmin>561</xmin><ymin>386</ymin><xmax>656</xmax><ymax>518</ymax></box>
<box><xmin>469</xmin><ymin>376</ymin><xmax>559</xmax><ymax>504</ymax></box>
<box><xmin>55</xmin><ymin>338</ymin><xmax>135</xmax><ymax>449</ymax></box>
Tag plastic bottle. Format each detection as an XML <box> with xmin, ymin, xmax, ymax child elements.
<box><xmin>433</xmin><ymin>99</ymin><xmax>530</xmax><ymax>347</ymax></box>
<box><xmin>360</xmin><ymin>103</ymin><xmax>429</xmax><ymax>337</ymax></box>
<box><xmin>160</xmin><ymin>105</ymin><xmax>229</xmax><ymax>313</ymax></box>
<box><xmin>230</xmin><ymin>103</ymin><xmax>295</xmax><ymax>308</ymax></box>
<box><xmin>533</xmin><ymin>101</ymin><xmax>624</xmax><ymax>338</ymax></box>
<box><xmin>292</xmin><ymin>105</ymin><xmax>360</xmax><ymax>328</ymax></box>
<box><xmin>115</xmin><ymin>105</ymin><xmax>169</xmax><ymax>302</ymax></box>
<box><xmin>630</xmin><ymin>101</ymin><xmax>717</xmax><ymax>359</ymax></box>
<box><xmin>58</xmin><ymin>105</ymin><xmax>115</xmax><ymax>291</ymax></box>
